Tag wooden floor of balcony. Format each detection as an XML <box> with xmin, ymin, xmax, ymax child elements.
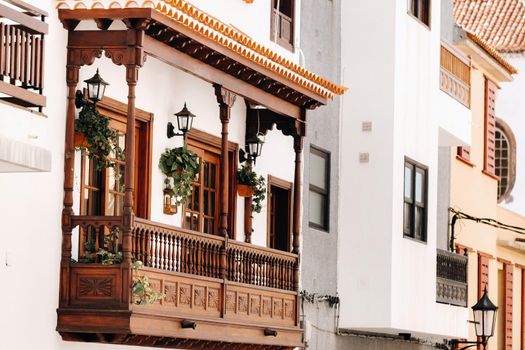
<box><xmin>57</xmin><ymin>217</ymin><xmax>302</xmax><ymax>350</ymax></box>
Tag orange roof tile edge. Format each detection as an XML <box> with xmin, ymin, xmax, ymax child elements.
<box><xmin>55</xmin><ymin>0</ymin><xmax>347</xmax><ymax>100</ymax></box>
<box><xmin>466</xmin><ymin>32</ymin><xmax>518</xmax><ymax>75</ymax></box>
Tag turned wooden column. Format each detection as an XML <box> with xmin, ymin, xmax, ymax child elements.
<box><xmin>292</xmin><ymin>135</ymin><xmax>303</xmax><ymax>255</ymax></box>
<box><xmin>244</xmin><ymin>159</ymin><xmax>253</xmax><ymax>243</ymax></box>
<box><xmin>59</xmin><ymin>56</ymin><xmax>80</xmax><ymax>308</ymax></box>
<box><xmin>214</xmin><ymin>84</ymin><xmax>236</xmax><ymax>286</ymax></box>
<box><xmin>121</xmin><ymin>63</ymin><xmax>139</xmax><ymax>307</ymax></box>
<box><xmin>292</xmin><ymin>135</ymin><xmax>303</xmax><ymax>292</ymax></box>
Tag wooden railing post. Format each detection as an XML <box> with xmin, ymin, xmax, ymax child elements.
<box><xmin>59</xmin><ymin>52</ymin><xmax>79</xmax><ymax>308</ymax></box>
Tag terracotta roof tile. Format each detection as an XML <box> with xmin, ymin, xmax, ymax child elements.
<box><xmin>56</xmin><ymin>0</ymin><xmax>347</xmax><ymax>100</ymax></box>
<box><xmin>454</xmin><ymin>0</ymin><xmax>525</xmax><ymax>53</ymax></box>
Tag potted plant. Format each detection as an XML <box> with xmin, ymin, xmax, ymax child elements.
<box><xmin>237</xmin><ymin>163</ymin><xmax>266</xmax><ymax>213</ymax></box>
<box><xmin>159</xmin><ymin>147</ymin><xmax>200</xmax><ymax>209</ymax></box>
<box><xmin>75</xmin><ymin>103</ymin><xmax>123</xmax><ymax>169</ymax></box>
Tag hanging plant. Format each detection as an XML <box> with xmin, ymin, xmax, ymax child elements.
<box><xmin>159</xmin><ymin>147</ymin><xmax>200</xmax><ymax>207</ymax></box>
<box><xmin>75</xmin><ymin>103</ymin><xmax>123</xmax><ymax>170</ymax></box>
<box><xmin>78</xmin><ymin>226</ymin><xmax>122</xmax><ymax>265</ymax></box>
<box><xmin>132</xmin><ymin>260</ymin><xmax>166</xmax><ymax>305</ymax></box>
<box><xmin>237</xmin><ymin>163</ymin><xmax>266</xmax><ymax>214</ymax></box>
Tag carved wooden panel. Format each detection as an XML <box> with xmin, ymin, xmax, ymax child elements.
<box><xmin>133</xmin><ymin>269</ymin><xmax>222</xmax><ymax>318</ymax></box>
<box><xmin>69</xmin><ymin>265</ymin><xmax>122</xmax><ymax>307</ymax></box>
<box><xmin>224</xmin><ymin>284</ymin><xmax>297</xmax><ymax>326</ymax></box>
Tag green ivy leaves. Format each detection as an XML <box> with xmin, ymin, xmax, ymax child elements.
<box><xmin>159</xmin><ymin>147</ymin><xmax>200</xmax><ymax>207</ymax></box>
<box><xmin>237</xmin><ymin>163</ymin><xmax>266</xmax><ymax>214</ymax></box>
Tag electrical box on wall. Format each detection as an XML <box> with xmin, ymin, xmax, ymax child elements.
<box><xmin>359</xmin><ymin>152</ymin><xmax>370</xmax><ymax>163</ymax></box>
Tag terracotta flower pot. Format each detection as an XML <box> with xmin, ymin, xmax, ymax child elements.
<box><xmin>74</xmin><ymin>132</ymin><xmax>89</xmax><ymax>148</ymax></box>
<box><xmin>237</xmin><ymin>184</ymin><xmax>255</xmax><ymax>197</ymax></box>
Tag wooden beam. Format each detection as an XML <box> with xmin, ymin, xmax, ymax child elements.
<box><xmin>3</xmin><ymin>0</ymin><xmax>48</xmax><ymax>17</ymax></box>
<box><xmin>0</xmin><ymin>80</ymin><xmax>45</xmax><ymax>107</ymax></box>
<box><xmin>67</xmin><ymin>30</ymin><xmax>131</xmax><ymax>48</ymax></box>
<box><xmin>143</xmin><ymin>36</ymin><xmax>301</xmax><ymax>119</ymax></box>
<box><xmin>0</xmin><ymin>3</ymin><xmax>48</xmax><ymax>34</ymax></box>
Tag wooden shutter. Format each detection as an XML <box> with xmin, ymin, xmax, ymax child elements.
<box><xmin>478</xmin><ymin>254</ymin><xmax>489</xmax><ymax>296</ymax></box>
<box><xmin>457</xmin><ymin>146</ymin><xmax>471</xmax><ymax>162</ymax></box>
<box><xmin>484</xmin><ymin>78</ymin><xmax>497</xmax><ymax>175</ymax></box>
<box><xmin>503</xmin><ymin>263</ymin><xmax>513</xmax><ymax>350</ymax></box>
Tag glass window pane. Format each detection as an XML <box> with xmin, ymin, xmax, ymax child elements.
<box><xmin>309</xmin><ymin>190</ymin><xmax>326</xmax><ymax>228</ymax></box>
<box><xmin>404</xmin><ymin>165</ymin><xmax>413</xmax><ymax>199</ymax></box>
<box><xmin>404</xmin><ymin>202</ymin><xmax>412</xmax><ymax>234</ymax></box>
<box><xmin>310</xmin><ymin>151</ymin><xmax>327</xmax><ymax>189</ymax></box>
<box><xmin>415</xmin><ymin>207</ymin><xmax>424</xmax><ymax>240</ymax></box>
<box><xmin>415</xmin><ymin>170</ymin><xmax>424</xmax><ymax>203</ymax></box>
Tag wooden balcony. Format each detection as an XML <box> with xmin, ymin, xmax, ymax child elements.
<box><xmin>440</xmin><ymin>42</ymin><xmax>471</xmax><ymax>108</ymax></box>
<box><xmin>0</xmin><ymin>0</ymin><xmax>47</xmax><ymax>110</ymax></box>
<box><xmin>436</xmin><ymin>249</ymin><xmax>468</xmax><ymax>307</ymax></box>
<box><xmin>57</xmin><ymin>216</ymin><xmax>302</xmax><ymax>349</ymax></box>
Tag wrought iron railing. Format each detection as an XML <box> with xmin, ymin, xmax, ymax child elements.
<box><xmin>436</xmin><ymin>248</ymin><xmax>468</xmax><ymax>307</ymax></box>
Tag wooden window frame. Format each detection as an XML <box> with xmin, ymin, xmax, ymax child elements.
<box><xmin>270</xmin><ymin>0</ymin><xmax>295</xmax><ymax>52</ymax></box>
<box><xmin>308</xmin><ymin>145</ymin><xmax>330</xmax><ymax>232</ymax></box>
<box><xmin>407</xmin><ymin>0</ymin><xmax>431</xmax><ymax>29</ymax></box>
<box><xmin>184</xmin><ymin>129</ymin><xmax>238</xmax><ymax>239</ymax></box>
<box><xmin>78</xmin><ymin>96</ymin><xmax>153</xmax><ymax>219</ymax></box>
<box><xmin>483</xmin><ymin>77</ymin><xmax>499</xmax><ymax>180</ymax></box>
<box><xmin>495</xmin><ymin>119</ymin><xmax>516</xmax><ymax>203</ymax></box>
<box><xmin>403</xmin><ymin>157</ymin><xmax>428</xmax><ymax>243</ymax></box>
<box><xmin>266</xmin><ymin>175</ymin><xmax>293</xmax><ymax>251</ymax></box>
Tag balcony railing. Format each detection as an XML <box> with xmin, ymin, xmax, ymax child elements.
<box><xmin>58</xmin><ymin>216</ymin><xmax>302</xmax><ymax>349</ymax></box>
<box><xmin>0</xmin><ymin>0</ymin><xmax>47</xmax><ymax>110</ymax></box>
<box><xmin>440</xmin><ymin>42</ymin><xmax>470</xmax><ymax>108</ymax></box>
<box><xmin>436</xmin><ymin>248</ymin><xmax>468</xmax><ymax>307</ymax></box>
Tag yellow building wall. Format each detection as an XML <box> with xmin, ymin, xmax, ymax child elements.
<box><xmin>450</xmin><ymin>64</ymin><xmax>525</xmax><ymax>348</ymax></box>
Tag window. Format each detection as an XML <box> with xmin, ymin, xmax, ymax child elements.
<box><xmin>408</xmin><ymin>0</ymin><xmax>431</xmax><ymax>27</ymax></box>
<box><xmin>271</xmin><ymin>0</ymin><xmax>294</xmax><ymax>50</ymax></box>
<box><xmin>78</xmin><ymin>97</ymin><xmax>152</xmax><ymax>219</ymax></box>
<box><xmin>403</xmin><ymin>158</ymin><xmax>427</xmax><ymax>242</ymax></box>
<box><xmin>183</xmin><ymin>129</ymin><xmax>238</xmax><ymax>237</ymax></box>
<box><xmin>495</xmin><ymin>120</ymin><xmax>516</xmax><ymax>203</ymax></box>
<box><xmin>309</xmin><ymin>146</ymin><xmax>329</xmax><ymax>231</ymax></box>
<box><xmin>267</xmin><ymin>175</ymin><xmax>292</xmax><ymax>252</ymax></box>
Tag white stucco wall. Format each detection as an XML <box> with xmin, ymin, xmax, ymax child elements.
<box><xmin>0</xmin><ymin>1</ymin><xmax>301</xmax><ymax>349</ymax></box>
<box><xmin>339</xmin><ymin>0</ymin><xmax>467</xmax><ymax>339</ymax></box>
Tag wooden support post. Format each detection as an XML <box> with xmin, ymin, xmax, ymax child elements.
<box><xmin>59</xmin><ymin>54</ymin><xmax>79</xmax><ymax>308</ymax></box>
<box><xmin>292</xmin><ymin>135</ymin><xmax>303</xmax><ymax>292</ymax></box>
<box><xmin>213</xmin><ymin>83</ymin><xmax>236</xmax><ymax>283</ymax></box>
<box><xmin>121</xmin><ymin>63</ymin><xmax>139</xmax><ymax>307</ymax></box>
<box><xmin>244</xmin><ymin>158</ymin><xmax>253</xmax><ymax>243</ymax></box>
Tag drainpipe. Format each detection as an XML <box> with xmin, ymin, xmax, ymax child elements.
<box><xmin>450</xmin><ymin>214</ymin><xmax>458</xmax><ymax>252</ymax></box>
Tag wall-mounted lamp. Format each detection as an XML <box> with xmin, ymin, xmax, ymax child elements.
<box><xmin>168</xmin><ymin>103</ymin><xmax>195</xmax><ymax>138</ymax></box>
<box><xmin>181</xmin><ymin>320</ymin><xmax>197</xmax><ymax>329</ymax></box>
<box><xmin>449</xmin><ymin>287</ymin><xmax>497</xmax><ymax>350</ymax></box>
<box><xmin>75</xmin><ymin>69</ymin><xmax>109</xmax><ymax>108</ymax></box>
<box><xmin>246</xmin><ymin>133</ymin><xmax>265</xmax><ymax>164</ymax></box>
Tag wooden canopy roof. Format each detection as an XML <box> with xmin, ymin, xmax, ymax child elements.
<box><xmin>56</xmin><ymin>0</ymin><xmax>346</xmax><ymax>116</ymax></box>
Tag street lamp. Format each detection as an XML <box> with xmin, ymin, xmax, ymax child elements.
<box><xmin>167</xmin><ymin>103</ymin><xmax>196</xmax><ymax>138</ymax></box>
<box><xmin>450</xmin><ymin>287</ymin><xmax>497</xmax><ymax>350</ymax></box>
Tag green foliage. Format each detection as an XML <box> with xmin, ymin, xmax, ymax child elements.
<box><xmin>75</xmin><ymin>103</ymin><xmax>123</xmax><ymax>170</ymax></box>
<box><xmin>77</xmin><ymin>226</ymin><xmax>122</xmax><ymax>265</ymax></box>
<box><xmin>159</xmin><ymin>147</ymin><xmax>200</xmax><ymax>206</ymax></box>
<box><xmin>131</xmin><ymin>261</ymin><xmax>166</xmax><ymax>305</ymax></box>
<box><xmin>237</xmin><ymin>163</ymin><xmax>266</xmax><ymax>214</ymax></box>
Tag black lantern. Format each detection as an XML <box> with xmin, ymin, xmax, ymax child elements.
<box><xmin>246</xmin><ymin>133</ymin><xmax>264</xmax><ymax>163</ymax></box>
<box><xmin>168</xmin><ymin>103</ymin><xmax>195</xmax><ymax>138</ymax></box>
<box><xmin>472</xmin><ymin>288</ymin><xmax>498</xmax><ymax>340</ymax></box>
<box><xmin>449</xmin><ymin>287</ymin><xmax>497</xmax><ymax>350</ymax></box>
<box><xmin>84</xmin><ymin>69</ymin><xmax>109</xmax><ymax>104</ymax></box>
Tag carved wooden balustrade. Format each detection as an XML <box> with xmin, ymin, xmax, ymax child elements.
<box><xmin>58</xmin><ymin>215</ymin><xmax>302</xmax><ymax>349</ymax></box>
<box><xmin>440</xmin><ymin>42</ymin><xmax>471</xmax><ymax>108</ymax></box>
<box><xmin>0</xmin><ymin>0</ymin><xmax>47</xmax><ymax>109</ymax></box>
<box><xmin>436</xmin><ymin>248</ymin><xmax>468</xmax><ymax>307</ymax></box>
